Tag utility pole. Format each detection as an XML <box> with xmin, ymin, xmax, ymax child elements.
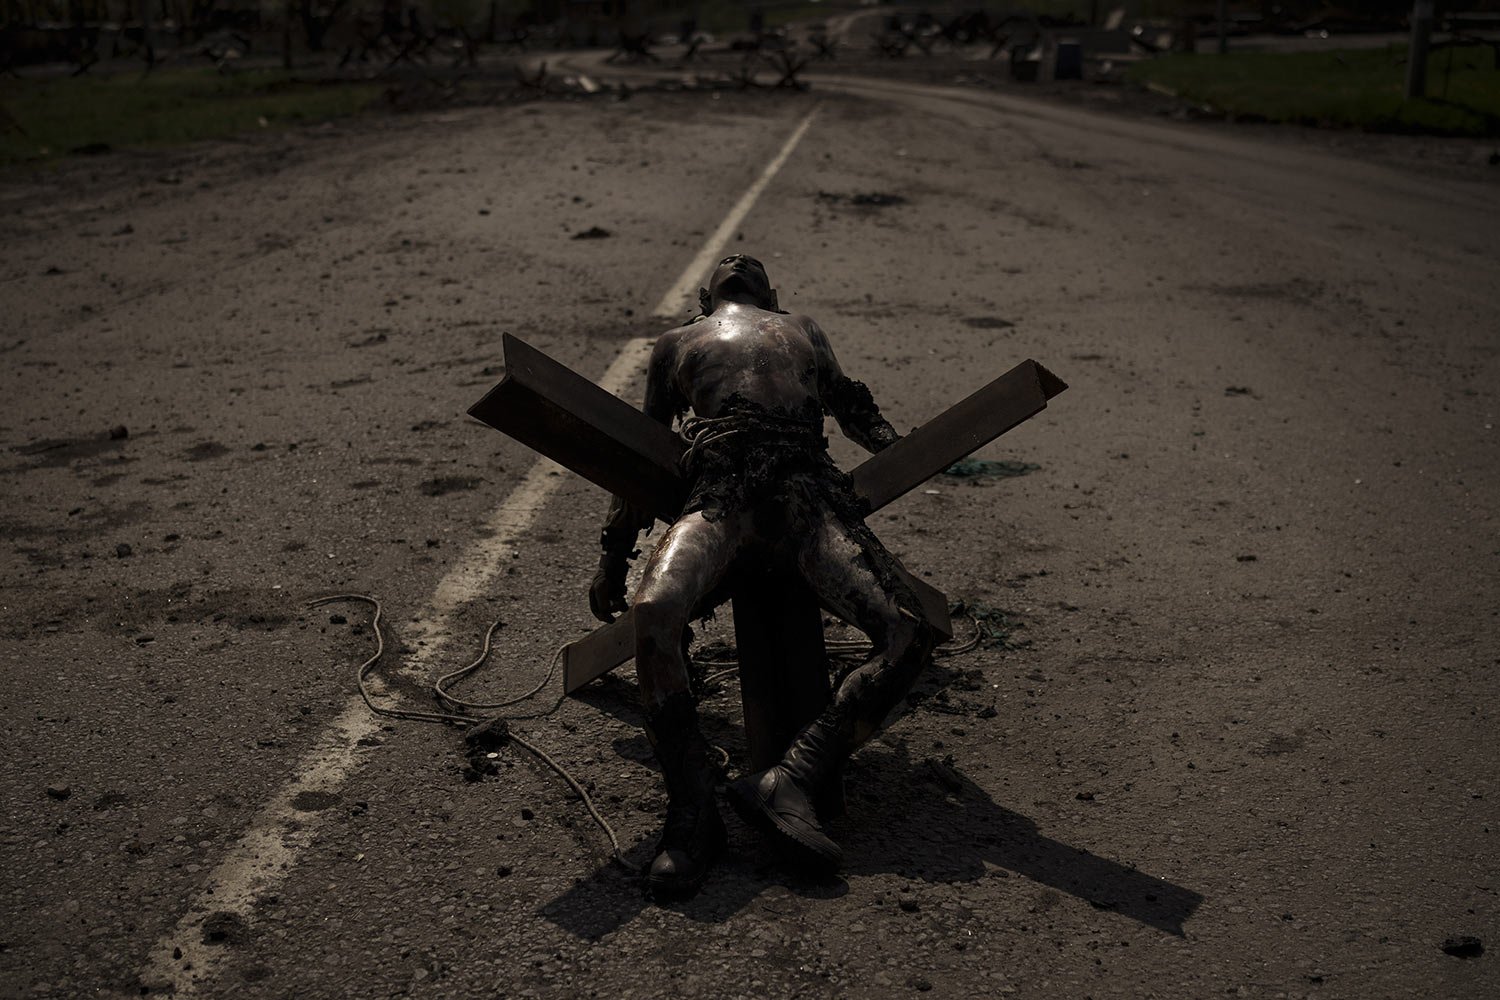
<box><xmin>1406</xmin><ymin>1</ymin><xmax>1434</xmax><ymax>99</ymax></box>
<box><xmin>1217</xmin><ymin>0</ymin><xmax>1229</xmax><ymax>54</ymax></box>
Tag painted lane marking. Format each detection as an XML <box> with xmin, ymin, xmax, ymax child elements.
<box><xmin>139</xmin><ymin>105</ymin><xmax>820</xmax><ymax>995</ymax></box>
<box><xmin>138</xmin><ymin>350</ymin><xmax>645</xmax><ymax>995</ymax></box>
<box><xmin>650</xmin><ymin>103</ymin><xmax>820</xmax><ymax>320</ymax></box>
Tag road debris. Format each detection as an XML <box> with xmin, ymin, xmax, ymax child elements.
<box><xmin>420</xmin><ymin>476</ymin><xmax>482</xmax><ymax>497</ymax></box>
<box><xmin>942</xmin><ymin>458</ymin><xmax>1039</xmax><ymax>479</ymax></box>
<box><xmin>200</xmin><ymin>911</ymin><xmax>246</xmax><ymax>946</ymax></box>
<box><xmin>952</xmin><ymin>600</ymin><xmax>1026</xmax><ymax>650</ymax></box>
<box><xmin>1441</xmin><ymin>936</ymin><xmax>1484</xmax><ymax>958</ymax></box>
<box><xmin>817</xmin><ymin>191</ymin><xmax>907</xmax><ymax>208</ymax></box>
<box><xmin>464</xmin><ymin>716</ymin><xmax>512</xmax><ymax>752</ymax></box>
<box><xmin>925</xmin><ymin>756</ymin><xmax>965</xmax><ymax>793</ymax></box>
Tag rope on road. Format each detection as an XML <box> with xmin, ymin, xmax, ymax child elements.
<box><xmin>307</xmin><ymin>594</ymin><xmax>627</xmax><ymax>868</ymax></box>
<box><xmin>697</xmin><ymin>613</ymin><xmax>985</xmax><ymax>690</ymax></box>
<box><xmin>308</xmin><ymin>596</ymin><xmax>991</xmax><ymax>874</ymax></box>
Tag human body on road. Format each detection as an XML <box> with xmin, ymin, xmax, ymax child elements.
<box><xmin>588</xmin><ymin>255</ymin><xmax>938</xmax><ymax>897</ymax></box>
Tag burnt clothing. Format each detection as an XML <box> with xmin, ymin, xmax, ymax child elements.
<box><xmin>677</xmin><ymin>396</ymin><xmax>922</xmax><ymax>622</ymax></box>
<box><xmin>821</xmin><ymin>376</ymin><xmax>900</xmax><ymax>452</ymax></box>
<box><xmin>599</xmin><ymin>498</ymin><xmax>653</xmax><ymax>560</ymax></box>
<box><xmin>678</xmin><ymin>397</ymin><xmax>832</xmax><ymax>521</ymax></box>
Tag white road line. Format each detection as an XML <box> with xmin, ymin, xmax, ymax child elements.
<box><xmin>650</xmin><ymin>103</ymin><xmax>820</xmax><ymax>319</ymax></box>
<box><xmin>137</xmin><ymin>347</ymin><xmax>649</xmax><ymax>995</ymax></box>
<box><xmin>139</xmin><ymin>105</ymin><xmax>819</xmax><ymax>996</ymax></box>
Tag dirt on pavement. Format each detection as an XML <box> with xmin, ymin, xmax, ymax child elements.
<box><xmin>1</xmin><ymin>78</ymin><xmax>1496</xmax><ymax>1000</ymax></box>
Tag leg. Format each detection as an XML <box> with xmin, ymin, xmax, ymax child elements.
<box><xmin>728</xmin><ymin>513</ymin><xmax>937</xmax><ymax>871</ymax></box>
<box><xmin>629</xmin><ymin>511</ymin><xmax>748</xmax><ymax>898</ymax></box>
<box><xmin>632</xmin><ymin>511</ymin><xmax>746</xmax><ymax>709</ymax></box>
<box><xmin>796</xmin><ymin>517</ymin><xmax>937</xmax><ymax>747</ymax></box>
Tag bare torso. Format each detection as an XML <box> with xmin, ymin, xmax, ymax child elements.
<box><xmin>593</xmin><ymin>290</ymin><xmax>901</xmax><ymax>627</ymax></box>
<box><xmin>657</xmin><ymin>303</ymin><xmax>824</xmax><ymax>419</ymax></box>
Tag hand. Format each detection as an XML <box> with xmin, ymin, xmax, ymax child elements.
<box><xmin>589</xmin><ymin>552</ymin><xmax>629</xmax><ymax>623</ymax></box>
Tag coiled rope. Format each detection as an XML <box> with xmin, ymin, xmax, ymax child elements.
<box><xmin>307</xmin><ymin>594</ymin><xmax>626</xmax><ymax>868</ymax></box>
<box><xmin>309</xmin><ymin>594</ymin><xmax>988</xmax><ymax>872</ymax></box>
<box><xmin>678</xmin><ymin>410</ymin><xmax>822</xmax><ymax>475</ymax></box>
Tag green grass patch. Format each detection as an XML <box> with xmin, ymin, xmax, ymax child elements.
<box><xmin>952</xmin><ymin>600</ymin><xmax>1029</xmax><ymax>652</ymax></box>
<box><xmin>0</xmin><ymin>67</ymin><xmax>382</xmax><ymax>166</ymax></box>
<box><xmin>1126</xmin><ymin>44</ymin><xmax>1500</xmax><ymax>136</ymax></box>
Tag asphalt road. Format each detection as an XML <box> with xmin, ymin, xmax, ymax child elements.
<box><xmin>1</xmin><ymin>66</ymin><xmax>1496</xmax><ymax>999</ymax></box>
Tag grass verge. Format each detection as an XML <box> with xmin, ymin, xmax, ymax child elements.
<box><xmin>0</xmin><ymin>67</ymin><xmax>382</xmax><ymax>166</ymax></box>
<box><xmin>1126</xmin><ymin>44</ymin><xmax>1500</xmax><ymax>136</ymax></box>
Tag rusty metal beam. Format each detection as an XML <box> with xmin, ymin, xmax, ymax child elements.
<box><xmin>562</xmin><ymin>613</ymin><xmax>636</xmax><ymax>694</ymax></box>
<box><xmin>467</xmin><ymin>334</ymin><xmax>687</xmax><ymax>522</ymax></box>
<box><xmin>852</xmin><ymin>359</ymin><xmax>1067</xmax><ymax>513</ymax></box>
<box><xmin>472</xmin><ymin>337</ymin><xmax>1059</xmax><ymax>695</ymax></box>
<box><xmin>562</xmin><ymin>559</ymin><xmax>953</xmax><ymax>695</ymax></box>
<box><xmin>897</xmin><ymin>568</ymin><xmax>953</xmax><ymax>640</ymax></box>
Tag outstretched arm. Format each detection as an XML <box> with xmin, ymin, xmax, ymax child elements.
<box><xmin>589</xmin><ymin>333</ymin><xmax>686</xmax><ymax>622</ymax></box>
<box><xmin>809</xmin><ymin>320</ymin><xmax>900</xmax><ymax>454</ymax></box>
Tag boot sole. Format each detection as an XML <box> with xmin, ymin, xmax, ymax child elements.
<box><xmin>644</xmin><ymin>817</ymin><xmax>727</xmax><ymax>901</ymax></box>
<box><xmin>727</xmin><ymin>776</ymin><xmax>842</xmax><ymax>873</ymax></box>
<box><xmin>645</xmin><ymin>869</ymin><xmax>709</xmax><ymax>901</ymax></box>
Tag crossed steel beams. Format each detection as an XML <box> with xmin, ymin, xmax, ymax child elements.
<box><xmin>468</xmin><ymin>333</ymin><xmax>1066</xmax><ymax>696</ymax></box>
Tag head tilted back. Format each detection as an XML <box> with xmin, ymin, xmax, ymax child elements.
<box><xmin>700</xmin><ymin>254</ymin><xmax>781</xmax><ymax>316</ymax></box>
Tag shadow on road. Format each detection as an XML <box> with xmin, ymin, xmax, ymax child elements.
<box><xmin>839</xmin><ymin>743</ymin><xmax>1203</xmax><ymax>936</ymax></box>
<box><xmin>539</xmin><ymin>708</ymin><xmax>1203</xmax><ymax>940</ymax></box>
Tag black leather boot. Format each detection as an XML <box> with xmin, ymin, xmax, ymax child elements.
<box><xmin>727</xmin><ymin>704</ymin><xmax>852</xmax><ymax>873</ymax></box>
<box><xmin>644</xmin><ymin>693</ymin><xmax>726</xmax><ymax>899</ymax></box>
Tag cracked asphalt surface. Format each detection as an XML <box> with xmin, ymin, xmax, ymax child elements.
<box><xmin>1</xmin><ymin>69</ymin><xmax>1496</xmax><ymax>999</ymax></box>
